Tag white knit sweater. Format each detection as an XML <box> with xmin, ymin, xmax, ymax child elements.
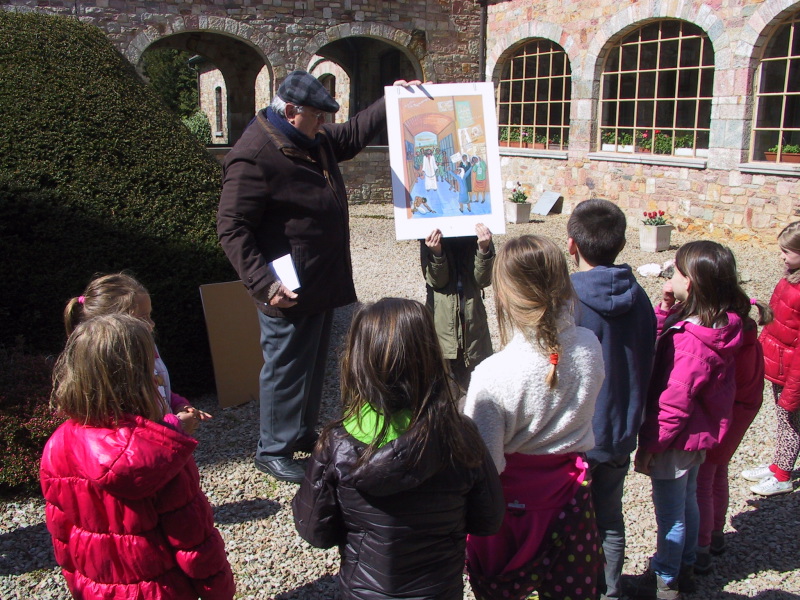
<box><xmin>463</xmin><ymin>317</ymin><xmax>605</xmax><ymax>473</ymax></box>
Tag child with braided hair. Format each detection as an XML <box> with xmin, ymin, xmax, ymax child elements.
<box><xmin>463</xmin><ymin>234</ymin><xmax>605</xmax><ymax>600</ymax></box>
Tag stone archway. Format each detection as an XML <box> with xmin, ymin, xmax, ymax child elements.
<box><xmin>128</xmin><ymin>17</ymin><xmax>279</xmax><ymax>144</ymax></box>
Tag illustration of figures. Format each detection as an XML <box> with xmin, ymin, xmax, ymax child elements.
<box><xmin>411</xmin><ymin>196</ymin><xmax>437</xmax><ymax>214</ymax></box>
<box><xmin>449</xmin><ymin>164</ymin><xmax>473</xmax><ymax>213</ymax></box>
<box><xmin>421</xmin><ymin>148</ymin><xmax>439</xmax><ymax>191</ymax></box>
<box><xmin>458</xmin><ymin>154</ymin><xmax>472</xmax><ymax>196</ymax></box>
<box><xmin>470</xmin><ymin>155</ymin><xmax>488</xmax><ymax>204</ymax></box>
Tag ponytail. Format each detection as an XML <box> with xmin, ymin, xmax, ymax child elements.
<box><xmin>63</xmin><ymin>296</ymin><xmax>85</xmax><ymax>336</ymax></box>
<box><xmin>750</xmin><ymin>298</ymin><xmax>774</xmax><ymax>327</ymax></box>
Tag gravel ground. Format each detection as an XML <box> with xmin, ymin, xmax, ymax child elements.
<box><xmin>2</xmin><ymin>204</ymin><xmax>800</xmax><ymax>599</ymax></box>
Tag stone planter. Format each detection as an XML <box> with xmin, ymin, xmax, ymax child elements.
<box><xmin>639</xmin><ymin>224</ymin><xmax>674</xmax><ymax>252</ymax></box>
<box><xmin>601</xmin><ymin>143</ymin><xmax>634</xmax><ymax>153</ymax></box>
<box><xmin>505</xmin><ymin>201</ymin><xmax>531</xmax><ymax>224</ymax></box>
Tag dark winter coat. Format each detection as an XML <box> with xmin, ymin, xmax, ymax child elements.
<box><xmin>760</xmin><ymin>275</ymin><xmax>800</xmax><ymax>411</ymax></box>
<box><xmin>292</xmin><ymin>417</ymin><xmax>504</xmax><ymax>600</ymax></box>
<box><xmin>217</xmin><ymin>99</ymin><xmax>386</xmax><ymax>317</ymax></box>
<box><xmin>571</xmin><ymin>264</ymin><xmax>657</xmax><ymax>462</ymax></box>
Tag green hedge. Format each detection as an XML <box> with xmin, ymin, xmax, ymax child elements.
<box><xmin>0</xmin><ymin>12</ymin><xmax>235</xmax><ymax>394</ymax></box>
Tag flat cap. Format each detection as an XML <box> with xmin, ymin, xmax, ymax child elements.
<box><xmin>278</xmin><ymin>70</ymin><xmax>340</xmax><ymax>113</ymax></box>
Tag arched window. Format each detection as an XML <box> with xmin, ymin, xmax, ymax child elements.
<box><xmin>752</xmin><ymin>14</ymin><xmax>800</xmax><ymax>162</ymax></box>
<box><xmin>319</xmin><ymin>74</ymin><xmax>336</xmax><ymax>123</ymax></box>
<box><xmin>214</xmin><ymin>86</ymin><xmax>223</xmax><ymax>133</ymax></box>
<box><xmin>599</xmin><ymin>20</ymin><xmax>713</xmax><ymax>157</ymax></box>
<box><xmin>497</xmin><ymin>39</ymin><xmax>571</xmax><ymax>150</ymax></box>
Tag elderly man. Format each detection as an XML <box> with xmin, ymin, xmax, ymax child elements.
<box><xmin>218</xmin><ymin>70</ymin><xmax>417</xmax><ymax>483</ymax></box>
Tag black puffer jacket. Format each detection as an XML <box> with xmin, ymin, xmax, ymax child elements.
<box><xmin>292</xmin><ymin>417</ymin><xmax>504</xmax><ymax>599</ymax></box>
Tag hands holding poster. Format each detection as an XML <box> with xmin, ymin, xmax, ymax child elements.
<box><xmin>384</xmin><ymin>82</ymin><xmax>506</xmax><ymax>240</ymax></box>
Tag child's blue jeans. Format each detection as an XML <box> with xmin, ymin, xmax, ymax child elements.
<box><xmin>650</xmin><ymin>465</ymin><xmax>700</xmax><ymax>585</ymax></box>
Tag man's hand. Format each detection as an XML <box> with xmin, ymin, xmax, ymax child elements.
<box><xmin>425</xmin><ymin>229</ymin><xmax>443</xmax><ymax>257</ymax></box>
<box><xmin>476</xmin><ymin>223</ymin><xmax>492</xmax><ymax>254</ymax></box>
<box><xmin>269</xmin><ymin>284</ymin><xmax>299</xmax><ymax>308</ymax></box>
<box><xmin>393</xmin><ymin>79</ymin><xmax>425</xmax><ymax>87</ymax></box>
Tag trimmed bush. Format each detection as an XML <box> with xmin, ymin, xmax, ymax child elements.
<box><xmin>0</xmin><ymin>12</ymin><xmax>235</xmax><ymax>394</ymax></box>
<box><xmin>183</xmin><ymin>110</ymin><xmax>213</xmax><ymax>144</ymax></box>
<box><xmin>0</xmin><ymin>349</ymin><xmax>63</xmax><ymax>494</ymax></box>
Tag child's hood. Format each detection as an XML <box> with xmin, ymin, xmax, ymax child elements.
<box><xmin>673</xmin><ymin>311</ymin><xmax>745</xmax><ymax>357</ymax></box>
<box><xmin>349</xmin><ymin>427</ymin><xmax>446</xmax><ymax>498</ymax></box>
<box><xmin>43</xmin><ymin>416</ymin><xmax>197</xmax><ymax>500</ymax></box>
<box><xmin>571</xmin><ymin>264</ymin><xmax>640</xmax><ymax>317</ymax></box>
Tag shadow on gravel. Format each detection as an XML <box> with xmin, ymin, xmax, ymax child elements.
<box><xmin>274</xmin><ymin>574</ymin><xmax>339</xmax><ymax>599</ymax></box>
<box><xmin>696</xmin><ymin>490</ymin><xmax>800</xmax><ymax>597</ymax></box>
<box><xmin>214</xmin><ymin>497</ymin><xmax>281</xmax><ymax>524</ymax></box>
<box><xmin>0</xmin><ymin>522</ymin><xmax>56</xmax><ymax>576</ymax></box>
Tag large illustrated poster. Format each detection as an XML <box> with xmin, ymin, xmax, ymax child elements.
<box><xmin>385</xmin><ymin>82</ymin><xmax>506</xmax><ymax>240</ymax></box>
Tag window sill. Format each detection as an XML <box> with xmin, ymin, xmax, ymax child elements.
<box><xmin>500</xmin><ymin>147</ymin><xmax>569</xmax><ymax>160</ymax></box>
<box><xmin>588</xmin><ymin>152</ymin><xmax>707</xmax><ymax>169</ymax></box>
<box><xmin>739</xmin><ymin>162</ymin><xmax>800</xmax><ymax>177</ymax></box>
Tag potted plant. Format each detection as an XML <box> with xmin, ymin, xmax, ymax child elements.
<box><xmin>674</xmin><ymin>132</ymin><xmax>695</xmax><ymax>156</ymax></box>
<box><xmin>653</xmin><ymin>130</ymin><xmax>673</xmax><ymax>155</ymax></box>
<box><xmin>547</xmin><ymin>132</ymin><xmax>561</xmax><ymax>150</ymax></box>
<box><xmin>765</xmin><ymin>143</ymin><xmax>800</xmax><ymax>163</ymax></box>
<box><xmin>602</xmin><ymin>129</ymin><xmax>634</xmax><ymax>152</ymax></box>
<box><xmin>505</xmin><ymin>183</ymin><xmax>531</xmax><ymax>224</ymax></box>
<box><xmin>519</xmin><ymin>128</ymin><xmax>530</xmax><ymax>147</ymax></box>
<box><xmin>639</xmin><ymin>210</ymin><xmax>673</xmax><ymax>252</ymax></box>
<box><xmin>533</xmin><ymin>131</ymin><xmax>548</xmax><ymax>149</ymax></box>
<box><xmin>499</xmin><ymin>127</ymin><xmax>510</xmax><ymax>147</ymax></box>
<box><xmin>636</xmin><ymin>130</ymin><xmax>652</xmax><ymax>153</ymax></box>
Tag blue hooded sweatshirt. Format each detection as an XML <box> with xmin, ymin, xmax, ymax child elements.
<box><xmin>571</xmin><ymin>264</ymin><xmax>657</xmax><ymax>462</ymax></box>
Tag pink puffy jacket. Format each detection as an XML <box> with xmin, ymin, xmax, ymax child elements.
<box><xmin>40</xmin><ymin>415</ymin><xmax>235</xmax><ymax>600</ymax></box>
<box><xmin>760</xmin><ymin>276</ymin><xmax>800</xmax><ymax>412</ymax></box>
<box><xmin>639</xmin><ymin>306</ymin><xmax>743</xmax><ymax>454</ymax></box>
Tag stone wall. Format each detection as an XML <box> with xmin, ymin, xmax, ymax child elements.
<box><xmin>341</xmin><ymin>147</ymin><xmax>392</xmax><ymax>204</ymax></box>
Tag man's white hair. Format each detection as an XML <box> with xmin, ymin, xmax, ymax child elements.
<box><xmin>270</xmin><ymin>95</ymin><xmax>288</xmax><ymax>118</ymax></box>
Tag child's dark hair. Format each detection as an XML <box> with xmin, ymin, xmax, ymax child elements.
<box><xmin>64</xmin><ymin>273</ymin><xmax>148</xmax><ymax>336</ymax></box>
<box><xmin>567</xmin><ymin>199</ymin><xmax>627</xmax><ymax>266</ymax></box>
<box><xmin>336</xmin><ymin>298</ymin><xmax>484</xmax><ymax>468</ymax></box>
<box><xmin>672</xmin><ymin>241</ymin><xmax>754</xmax><ymax>327</ymax></box>
<box><xmin>52</xmin><ymin>314</ymin><xmax>163</xmax><ymax>426</ymax></box>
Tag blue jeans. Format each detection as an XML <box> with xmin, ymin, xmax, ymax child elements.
<box><xmin>590</xmin><ymin>455</ymin><xmax>629</xmax><ymax>599</ymax></box>
<box><xmin>650</xmin><ymin>465</ymin><xmax>700</xmax><ymax>585</ymax></box>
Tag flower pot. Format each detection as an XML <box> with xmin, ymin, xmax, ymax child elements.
<box><xmin>639</xmin><ymin>224</ymin><xmax>674</xmax><ymax>252</ymax></box>
<box><xmin>637</xmin><ymin>147</ymin><xmax>652</xmax><ymax>154</ymax></box>
<box><xmin>675</xmin><ymin>148</ymin><xmax>694</xmax><ymax>156</ymax></box>
<box><xmin>533</xmin><ymin>142</ymin><xmax>546</xmax><ymax>149</ymax></box>
<box><xmin>765</xmin><ymin>152</ymin><xmax>800</xmax><ymax>163</ymax></box>
<box><xmin>602</xmin><ymin>144</ymin><xmax>634</xmax><ymax>153</ymax></box>
<box><xmin>501</xmin><ymin>141</ymin><xmax>524</xmax><ymax>148</ymax></box>
<box><xmin>505</xmin><ymin>201</ymin><xmax>532</xmax><ymax>224</ymax></box>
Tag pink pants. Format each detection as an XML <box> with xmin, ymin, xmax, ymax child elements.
<box><xmin>696</xmin><ymin>461</ymin><xmax>728</xmax><ymax>547</ymax></box>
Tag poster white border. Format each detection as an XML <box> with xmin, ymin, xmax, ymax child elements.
<box><xmin>385</xmin><ymin>82</ymin><xmax>506</xmax><ymax>240</ymax></box>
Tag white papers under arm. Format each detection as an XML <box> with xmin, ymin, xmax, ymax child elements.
<box><xmin>270</xmin><ymin>254</ymin><xmax>300</xmax><ymax>291</ymax></box>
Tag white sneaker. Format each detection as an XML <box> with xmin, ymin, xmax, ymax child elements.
<box><xmin>750</xmin><ymin>475</ymin><xmax>793</xmax><ymax>496</ymax></box>
<box><xmin>742</xmin><ymin>464</ymin><xmax>772</xmax><ymax>482</ymax></box>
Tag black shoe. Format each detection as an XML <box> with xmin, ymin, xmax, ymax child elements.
<box><xmin>254</xmin><ymin>456</ymin><xmax>305</xmax><ymax>484</ymax></box>
<box><xmin>710</xmin><ymin>530</ymin><xmax>726</xmax><ymax>555</ymax></box>
<box><xmin>294</xmin><ymin>433</ymin><xmax>320</xmax><ymax>454</ymax></box>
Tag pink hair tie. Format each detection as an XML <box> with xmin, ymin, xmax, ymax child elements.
<box><xmin>78</xmin><ymin>296</ymin><xmax>86</xmax><ymax>304</ymax></box>
<box><xmin>750</xmin><ymin>298</ymin><xmax>758</xmax><ymax>305</ymax></box>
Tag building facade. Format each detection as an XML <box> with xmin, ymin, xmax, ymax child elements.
<box><xmin>2</xmin><ymin>0</ymin><xmax>798</xmax><ymax>236</ymax></box>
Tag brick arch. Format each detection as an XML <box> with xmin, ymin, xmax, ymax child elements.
<box><xmin>584</xmin><ymin>1</ymin><xmax>731</xmax><ymax>79</ymax></box>
<box><xmin>486</xmin><ymin>21</ymin><xmax>578</xmax><ymax>84</ymax></box>
<box><xmin>305</xmin><ymin>23</ymin><xmax>428</xmax><ymax>80</ymax></box>
<box><xmin>739</xmin><ymin>0</ymin><xmax>800</xmax><ymax>62</ymax></box>
<box><xmin>124</xmin><ymin>15</ymin><xmax>284</xmax><ymax>77</ymax></box>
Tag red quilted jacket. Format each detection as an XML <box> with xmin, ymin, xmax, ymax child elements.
<box><xmin>40</xmin><ymin>415</ymin><xmax>235</xmax><ymax>600</ymax></box>
<box><xmin>759</xmin><ymin>276</ymin><xmax>800</xmax><ymax>412</ymax></box>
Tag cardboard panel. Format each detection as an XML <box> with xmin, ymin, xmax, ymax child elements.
<box><xmin>199</xmin><ymin>281</ymin><xmax>262</xmax><ymax>408</ymax></box>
